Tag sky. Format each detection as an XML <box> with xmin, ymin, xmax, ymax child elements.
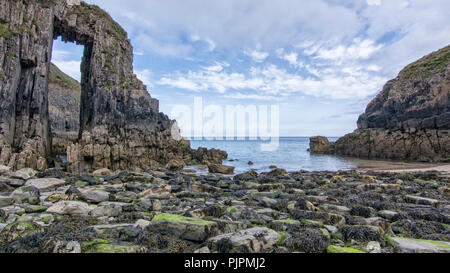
<box><xmin>52</xmin><ymin>0</ymin><xmax>450</xmax><ymax>137</ymax></box>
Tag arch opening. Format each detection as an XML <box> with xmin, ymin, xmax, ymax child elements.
<box><xmin>48</xmin><ymin>37</ymin><xmax>84</xmax><ymax>160</ymax></box>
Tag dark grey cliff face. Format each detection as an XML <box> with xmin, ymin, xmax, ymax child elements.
<box><xmin>0</xmin><ymin>0</ymin><xmax>223</xmax><ymax>172</ymax></box>
<box><xmin>310</xmin><ymin>45</ymin><xmax>450</xmax><ymax>162</ymax></box>
<box><xmin>357</xmin><ymin>45</ymin><xmax>450</xmax><ymax>131</ymax></box>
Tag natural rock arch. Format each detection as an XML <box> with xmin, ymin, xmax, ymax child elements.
<box><xmin>0</xmin><ymin>0</ymin><xmax>191</xmax><ymax>172</ymax></box>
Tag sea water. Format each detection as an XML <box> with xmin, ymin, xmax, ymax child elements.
<box><xmin>190</xmin><ymin>137</ymin><xmax>359</xmax><ymax>174</ymax></box>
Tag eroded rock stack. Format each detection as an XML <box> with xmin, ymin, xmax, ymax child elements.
<box><xmin>0</xmin><ymin>0</ymin><xmax>225</xmax><ymax>173</ymax></box>
<box><xmin>311</xmin><ymin>45</ymin><xmax>450</xmax><ymax>162</ymax></box>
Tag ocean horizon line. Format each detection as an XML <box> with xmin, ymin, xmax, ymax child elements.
<box><xmin>187</xmin><ymin>136</ymin><xmax>342</xmax><ymax>140</ymax></box>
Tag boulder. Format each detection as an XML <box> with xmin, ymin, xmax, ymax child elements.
<box><xmin>80</xmin><ymin>189</ymin><xmax>110</xmax><ymax>204</ymax></box>
<box><xmin>0</xmin><ymin>195</ymin><xmax>14</xmax><ymax>207</ymax></box>
<box><xmin>47</xmin><ymin>201</ymin><xmax>95</xmax><ymax>216</ymax></box>
<box><xmin>390</xmin><ymin>237</ymin><xmax>450</xmax><ymax>253</ymax></box>
<box><xmin>12</xmin><ymin>169</ymin><xmax>37</xmax><ymax>180</ymax></box>
<box><xmin>0</xmin><ymin>177</ymin><xmax>26</xmax><ymax>187</ymax></box>
<box><xmin>0</xmin><ymin>165</ymin><xmax>11</xmax><ymax>175</ymax></box>
<box><xmin>83</xmin><ymin>239</ymin><xmax>146</xmax><ymax>253</ymax></box>
<box><xmin>234</xmin><ymin>170</ymin><xmax>258</xmax><ymax>181</ymax></box>
<box><xmin>89</xmin><ymin>224</ymin><xmax>134</xmax><ymax>237</ymax></box>
<box><xmin>11</xmin><ymin>186</ymin><xmax>40</xmax><ymax>205</ymax></box>
<box><xmin>404</xmin><ymin>195</ymin><xmax>440</xmax><ymax>207</ymax></box>
<box><xmin>92</xmin><ymin>168</ymin><xmax>114</xmax><ymax>177</ymax></box>
<box><xmin>138</xmin><ymin>185</ymin><xmax>172</xmax><ymax>199</ymax></box>
<box><xmin>189</xmin><ymin>147</ymin><xmax>228</xmax><ymax>165</ymax></box>
<box><xmin>266</xmin><ymin>168</ymin><xmax>287</xmax><ymax>177</ymax></box>
<box><xmin>308</xmin><ymin>136</ymin><xmax>332</xmax><ymax>153</ymax></box>
<box><xmin>148</xmin><ymin>213</ymin><xmax>219</xmax><ymax>242</ymax></box>
<box><xmin>89</xmin><ymin>202</ymin><xmax>126</xmax><ymax>217</ymax></box>
<box><xmin>208</xmin><ymin>227</ymin><xmax>280</xmax><ymax>253</ymax></box>
<box><xmin>25</xmin><ymin>178</ymin><xmax>66</xmax><ymax>191</ymax></box>
<box><xmin>208</xmin><ymin>164</ymin><xmax>235</xmax><ymax>175</ymax></box>
<box><xmin>166</xmin><ymin>159</ymin><xmax>185</xmax><ymax>171</ymax></box>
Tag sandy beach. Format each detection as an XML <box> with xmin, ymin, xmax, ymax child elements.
<box><xmin>355</xmin><ymin>159</ymin><xmax>450</xmax><ymax>174</ymax></box>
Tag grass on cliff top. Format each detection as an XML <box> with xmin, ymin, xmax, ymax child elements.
<box><xmin>399</xmin><ymin>44</ymin><xmax>450</xmax><ymax>80</ymax></box>
<box><xmin>49</xmin><ymin>62</ymin><xmax>81</xmax><ymax>91</ymax></box>
<box><xmin>74</xmin><ymin>2</ymin><xmax>128</xmax><ymax>40</ymax></box>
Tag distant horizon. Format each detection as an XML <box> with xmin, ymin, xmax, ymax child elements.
<box><xmin>188</xmin><ymin>136</ymin><xmax>343</xmax><ymax>139</ymax></box>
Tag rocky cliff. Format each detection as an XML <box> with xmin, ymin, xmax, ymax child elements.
<box><xmin>0</xmin><ymin>0</ymin><xmax>226</xmax><ymax>172</ymax></box>
<box><xmin>48</xmin><ymin>62</ymin><xmax>80</xmax><ymax>155</ymax></box>
<box><xmin>310</xmin><ymin>45</ymin><xmax>450</xmax><ymax>162</ymax></box>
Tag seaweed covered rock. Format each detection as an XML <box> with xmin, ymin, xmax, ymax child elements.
<box><xmin>148</xmin><ymin>213</ymin><xmax>219</xmax><ymax>242</ymax></box>
<box><xmin>1</xmin><ymin>158</ymin><xmax>449</xmax><ymax>253</ymax></box>
<box><xmin>285</xmin><ymin>229</ymin><xmax>331</xmax><ymax>253</ymax></box>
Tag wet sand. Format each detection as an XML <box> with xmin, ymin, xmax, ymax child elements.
<box><xmin>354</xmin><ymin>159</ymin><xmax>450</xmax><ymax>174</ymax></box>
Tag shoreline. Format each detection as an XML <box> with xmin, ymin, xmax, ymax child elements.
<box><xmin>353</xmin><ymin>160</ymin><xmax>450</xmax><ymax>174</ymax></box>
<box><xmin>184</xmin><ymin>160</ymin><xmax>450</xmax><ymax>175</ymax></box>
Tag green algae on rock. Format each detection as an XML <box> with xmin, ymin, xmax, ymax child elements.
<box><xmin>327</xmin><ymin>245</ymin><xmax>365</xmax><ymax>254</ymax></box>
<box><xmin>149</xmin><ymin>213</ymin><xmax>219</xmax><ymax>242</ymax></box>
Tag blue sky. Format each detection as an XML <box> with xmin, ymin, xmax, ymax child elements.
<box><xmin>52</xmin><ymin>0</ymin><xmax>450</xmax><ymax>137</ymax></box>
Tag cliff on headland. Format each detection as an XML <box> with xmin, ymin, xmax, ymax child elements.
<box><xmin>310</xmin><ymin>44</ymin><xmax>450</xmax><ymax>162</ymax></box>
<box><xmin>0</xmin><ymin>0</ymin><xmax>226</xmax><ymax>172</ymax></box>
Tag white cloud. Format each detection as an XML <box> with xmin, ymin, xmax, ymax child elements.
<box><xmin>202</xmin><ymin>62</ymin><xmax>229</xmax><ymax>72</ymax></box>
<box><xmin>283</xmin><ymin>52</ymin><xmax>299</xmax><ymax>66</ymax></box>
<box><xmin>367</xmin><ymin>0</ymin><xmax>382</xmax><ymax>6</ymax></box>
<box><xmin>191</xmin><ymin>35</ymin><xmax>216</xmax><ymax>51</ymax></box>
<box><xmin>135</xmin><ymin>33</ymin><xmax>193</xmax><ymax>57</ymax></box>
<box><xmin>85</xmin><ymin>0</ymin><xmax>362</xmax><ymax>50</ymax></box>
<box><xmin>81</xmin><ymin>0</ymin><xmax>450</xmax><ymax>136</ymax></box>
<box><xmin>158</xmin><ymin>62</ymin><xmax>387</xmax><ymax>100</ymax></box>
<box><xmin>135</xmin><ymin>69</ymin><xmax>154</xmax><ymax>88</ymax></box>
<box><xmin>277</xmin><ymin>50</ymin><xmax>304</xmax><ymax>68</ymax></box>
<box><xmin>51</xmin><ymin>50</ymin><xmax>81</xmax><ymax>81</ymax></box>
<box><xmin>52</xmin><ymin>60</ymin><xmax>81</xmax><ymax>82</ymax></box>
<box><xmin>205</xmin><ymin>38</ymin><xmax>216</xmax><ymax>52</ymax></box>
<box><xmin>244</xmin><ymin>49</ymin><xmax>269</xmax><ymax>63</ymax></box>
<box><xmin>56</xmin><ymin>1</ymin><xmax>450</xmax><ymax>104</ymax></box>
<box><xmin>223</xmin><ymin>93</ymin><xmax>281</xmax><ymax>101</ymax></box>
<box><xmin>314</xmin><ymin>39</ymin><xmax>383</xmax><ymax>62</ymax></box>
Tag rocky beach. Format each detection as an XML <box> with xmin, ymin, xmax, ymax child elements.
<box><xmin>0</xmin><ymin>164</ymin><xmax>449</xmax><ymax>253</ymax></box>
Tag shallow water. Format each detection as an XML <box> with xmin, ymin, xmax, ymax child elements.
<box><xmin>190</xmin><ymin>137</ymin><xmax>360</xmax><ymax>173</ymax></box>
